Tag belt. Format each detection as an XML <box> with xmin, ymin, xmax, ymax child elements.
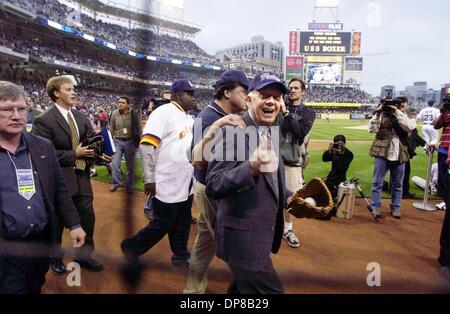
<box><xmin>284</xmin><ymin>162</ymin><xmax>302</xmax><ymax>167</ymax></box>
<box><xmin>115</xmin><ymin>137</ymin><xmax>132</xmax><ymax>141</ymax></box>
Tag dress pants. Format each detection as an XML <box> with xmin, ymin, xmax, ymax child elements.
<box><xmin>53</xmin><ymin>170</ymin><xmax>95</xmax><ymax>261</ymax></box>
<box><xmin>0</xmin><ymin>231</ymin><xmax>51</xmax><ymax>294</ymax></box>
<box><xmin>227</xmin><ymin>258</ymin><xmax>284</xmax><ymax>294</ymax></box>
<box><xmin>184</xmin><ymin>183</ymin><xmax>217</xmax><ymax>294</ymax></box>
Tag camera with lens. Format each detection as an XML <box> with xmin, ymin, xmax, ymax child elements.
<box><xmin>152</xmin><ymin>97</ymin><xmax>170</xmax><ymax>110</ymax></box>
<box><xmin>154</xmin><ymin>97</ymin><xmax>170</xmax><ymax>107</ymax></box>
<box><xmin>379</xmin><ymin>88</ymin><xmax>401</xmax><ymax>113</ymax></box>
<box><xmin>443</xmin><ymin>95</ymin><xmax>450</xmax><ymax>110</ymax></box>
<box><xmin>331</xmin><ymin>142</ymin><xmax>345</xmax><ymax>155</ymax></box>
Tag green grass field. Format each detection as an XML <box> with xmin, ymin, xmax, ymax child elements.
<box><xmin>304</xmin><ymin>119</ymin><xmax>439</xmax><ymax>199</ymax></box>
<box><xmin>93</xmin><ymin>119</ymin><xmax>439</xmax><ymax>199</ymax></box>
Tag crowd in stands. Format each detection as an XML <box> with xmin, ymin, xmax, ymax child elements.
<box><xmin>4</xmin><ymin>0</ymin><xmax>217</xmax><ymax>65</ymax></box>
<box><xmin>304</xmin><ymin>86</ymin><xmax>376</xmax><ymax>104</ymax></box>
<box><xmin>0</xmin><ymin>31</ymin><xmax>218</xmax><ymax>87</ymax></box>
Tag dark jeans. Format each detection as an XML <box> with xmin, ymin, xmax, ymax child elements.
<box><xmin>370</xmin><ymin>158</ymin><xmax>405</xmax><ymax>210</ymax></box>
<box><xmin>227</xmin><ymin>258</ymin><xmax>284</xmax><ymax>294</ymax></box>
<box><xmin>125</xmin><ymin>196</ymin><xmax>193</xmax><ymax>262</ymax></box>
<box><xmin>111</xmin><ymin>138</ymin><xmax>136</xmax><ymax>190</ymax></box>
<box><xmin>437</xmin><ymin>152</ymin><xmax>449</xmax><ymax>197</ymax></box>
<box><xmin>439</xmin><ymin>171</ymin><xmax>450</xmax><ymax>267</ymax></box>
<box><xmin>53</xmin><ymin>171</ymin><xmax>95</xmax><ymax>261</ymax></box>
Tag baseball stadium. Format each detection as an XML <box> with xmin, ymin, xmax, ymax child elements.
<box><xmin>0</xmin><ymin>0</ymin><xmax>449</xmax><ymax>300</ymax></box>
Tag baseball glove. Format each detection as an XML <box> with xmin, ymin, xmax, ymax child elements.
<box><xmin>286</xmin><ymin>177</ymin><xmax>334</xmax><ymax>219</ymax></box>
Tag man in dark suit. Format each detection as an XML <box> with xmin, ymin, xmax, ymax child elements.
<box><xmin>32</xmin><ymin>76</ymin><xmax>103</xmax><ymax>273</ymax></box>
<box><xmin>205</xmin><ymin>73</ymin><xmax>292</xmax><ymax>294</ymax></box>
<box><xmin>0</xmin><ymin>81</ymin><xmax>85</xmax><ymax>294</ymax></box>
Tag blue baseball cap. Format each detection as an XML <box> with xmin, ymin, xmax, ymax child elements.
<box><xmin>171</xmin><ymin>79</ymin><xmax>195</xmax><ymax>94</ymax></box>
<box><xmin>214</xmin><ymin>70</ymin><xmax>249</xmax><ymax>89</ymax></box>
<box><xmin>249</xmin><ymin>72</ymin><xmax>287</xmax><ymax>94</ymax></box>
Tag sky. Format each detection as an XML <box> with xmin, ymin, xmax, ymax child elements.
<box><xmin>122</xmin><ymin>0</ymin><xmax>450</xmax><ymax>96</ymax></box>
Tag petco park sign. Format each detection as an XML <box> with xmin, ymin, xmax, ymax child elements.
<box><xmin>308</xmin><ymin>23</ymin><xmax>343</xmax><ymax>31</ymax></box>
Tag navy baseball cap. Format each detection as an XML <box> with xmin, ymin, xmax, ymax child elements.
<box><xmin>248</xmin><ymin>72</ymin><xmax>287</xmax><ymax>94</ymax></box>
<box><xmin>171</xmin><ymin>79</ymin><xmax>195</xmax><ymax>94</ymax></box>
<box><xmin>214</xmin><ymin>70</ymin><xmax>249</xmax><ymax>89</ymax></box>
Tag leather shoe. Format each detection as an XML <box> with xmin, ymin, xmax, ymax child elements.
<box><xmin>50</xmin><ymin>260</ymin><xmax>66</xmax><ymax>275</ymax></box>
<box><xmin>74</xmin><ymin>258</ymin><xmax>104</xmax><ymax>272</ymax></box>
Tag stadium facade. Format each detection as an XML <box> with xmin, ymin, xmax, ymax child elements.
<box><xmin>215</xmin><ymin>35</ymin><xmax>284</xmax><ymax>76</ymax></box>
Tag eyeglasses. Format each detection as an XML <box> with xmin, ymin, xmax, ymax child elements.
<box><xmin>0</xmin><ymin>107</ymin><xmax>28</xmax><ymax>118</ymax></box>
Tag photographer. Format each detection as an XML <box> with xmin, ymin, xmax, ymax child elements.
<box><xmin>433</xmin><ymin>95</ymin><xmax>450</xmax><ymax>197</ymax></box>
<box><xmin>322</xmin><ymin>135</ymin><xmax>354</xmax><ymax>200</ymax></box>
<box><xmin>368</xmin><ymin>96</ymin><xmax>415</xmax><ymax>219</ymax></box>
<box><xmin>279</xmin><ymin>78</ymin><xmax>316</xmax><ymax>248</ymax></box>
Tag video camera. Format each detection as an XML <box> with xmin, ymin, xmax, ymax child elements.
<box><xmin>380</xmin><ymin>88</ymin><xmax>401</xmax><ymax>113</ymax></box>
<box><xmin>443</xmin><ymin>94</ymin><xmax>450</xmax><ymax>110</ymax></box>
<box><xmin>152</xmin><ymin>97</ymin><xmax>170</xmax><ymax>108</ymax></box>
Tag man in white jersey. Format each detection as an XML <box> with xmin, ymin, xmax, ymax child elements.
<box><xmin>121</xmin><ymin>79</ymin><xmax>195</xmax><ymax>267</ymax></box>
<box><xmin>417</xmin><ymin>100</ymin><xmax>441</xmax><ymax>144</ymax></box>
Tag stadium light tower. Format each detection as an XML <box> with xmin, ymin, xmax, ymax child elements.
<box><xmin>312</xmin><ymin>0</ymin><xmax>340</xmax><ymax>23</ymax></box>
<box><xmin>153</xmin><ymin>0</ymin><xmax>185</xmax><ymax>21</ymax></box>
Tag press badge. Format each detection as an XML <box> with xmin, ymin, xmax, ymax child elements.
<box><xmin>16</xmin><ymin>169</ymin><xmax>36</xmax><ymax>200</ymax></box>
<box><xmin>123</xmin><ymin>128</ymin><xmax>128</xmax><ymax>135</ymax></box>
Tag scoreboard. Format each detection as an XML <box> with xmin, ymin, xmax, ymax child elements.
<box><xmin>299</xmin><ymin>32</ymin><xmax>352</xmax><ymax>55</ymax></box>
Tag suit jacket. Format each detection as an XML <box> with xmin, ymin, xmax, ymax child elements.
<box><xmin>0</xmin><ymin>132</ymin><xmax>81</xmax><ymax>279</ymax></box>
<box><xmin>205</xmin><ymin>112</ymin><xmax>291</xmax><ymax>272</ymax></box>
<box><xmin>32</xmin><ymin>105</ymin><xmax>95</xmax><ymax>195</ymax></box>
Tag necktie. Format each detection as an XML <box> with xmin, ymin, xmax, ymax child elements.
<box><xmin>67</xmin><ymin>112</ymin><xmax>86</xmax><ymax>171</ymax></box>
<box><xmin>260</xmin><ymin>128</ymin><xmax>279</xmax><ymax>201</ymax></box>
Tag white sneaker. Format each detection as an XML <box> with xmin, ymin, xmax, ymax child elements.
<box><xmin>283</xmin><ymin>230</ymin><xmax>300</xmax><ymax>248</ymax></box>
<box><xmin>436</xmin><ymin>202</ymin><xmax>446</xmax><ymax>211</ymax></box>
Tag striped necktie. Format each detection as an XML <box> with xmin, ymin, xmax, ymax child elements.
<box><xmin>67</xmin><ymin>112</ymin><xmax>86</xmax><ymax>171</ymax></box>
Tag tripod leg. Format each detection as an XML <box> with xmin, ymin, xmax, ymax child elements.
<box><xmin>356</xmin><ymin>184</ymin><xmax>379</xmax><ymax>221</ymax></box>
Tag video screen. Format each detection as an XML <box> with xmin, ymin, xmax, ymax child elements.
<box><xmin>306</xmin><ymin>63</ymin><xmax>342</xmax><ymax>84</ymax></box>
